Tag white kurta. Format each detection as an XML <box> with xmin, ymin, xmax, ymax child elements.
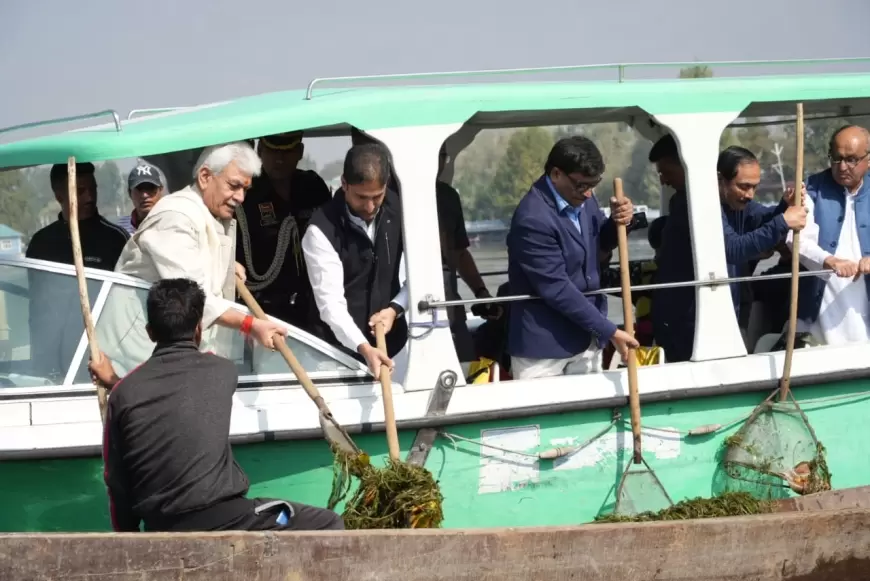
<box><xmin>99</xmin><ymin>187</ymin><xmax>238</xmax><ymax>375</ymax></box>
<box><xmin>788</xmin><ymin>187</ymin><xmax>870</xmax><ymax>345</ymax></box>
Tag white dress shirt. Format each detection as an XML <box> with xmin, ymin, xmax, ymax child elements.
<box><xmin>302</xmin><ymin>208</ymin><xmax>408</xmax><ymax>353</ymax></box>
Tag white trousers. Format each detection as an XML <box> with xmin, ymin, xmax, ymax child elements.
<box><xmin>511</xmin><ymin>346</ymin><xmax>602</xmax><ymax>380</ymax></box>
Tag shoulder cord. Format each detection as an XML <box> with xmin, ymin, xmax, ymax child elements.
<box><xmin>236</xmin><ymin>205</ymin><xmax>302</xmax><ymax>292</ymax></box>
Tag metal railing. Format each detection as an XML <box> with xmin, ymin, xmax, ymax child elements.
<box><xmin>126</xmin><ymin>108</ymin><xmax>192</xmax><ymax>120</ymax></box>
<box><xmin>0</xmin><ymin>109</ymin><xmax>122</xmax><ymax>136</ymax></box>
<box><xmin>418</xmin><ymin>269</ymin><xmax>833</xmax><ymax>311</ymax></box>
<box><xmin>306</xmin><ymin>57</ymin><xmax>870</xmax><ymax>99</ymax></box>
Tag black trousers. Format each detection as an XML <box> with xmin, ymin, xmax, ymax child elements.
<box><xmin>225</xmin><ymin>498</ymin><xmax>345</xmax><ymax>531</ymax></box>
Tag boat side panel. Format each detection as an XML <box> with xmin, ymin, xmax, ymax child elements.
<box><xmin>1</xmin><ymin>379</ymin><xmax>867</xmax><ymax>532</ymax></box>
<box><xmin>3</xmin><ymin>510</ymin><xmax>870</xmax><ymax>581</ymax></box>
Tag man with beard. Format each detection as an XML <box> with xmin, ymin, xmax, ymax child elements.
<box><xmin>25</xmin><ymin>162</ymin><xmax>129</xmax><ymax>379</ymax></box>
<box><xmin>26</xmin><ymin>161</ymin><xmax>129</xmax><ymax>269</ymax></box>
<box><xmin>118</xmin><ymin>161</ymin><xmax>168</xmax><ymax>235</ymax></box>
<box><xmin>106</xmin><ymin>142</ymin><xmax>286</xmax><ymax>375</ymax></box>
<box><xmin>235</xmin><ymin>131</ymin><xmax>331</xmax><ymax>330</ymax></box>
<box><xmin>302</xmin><ymin>142</ymin><xmax>405</xmax><ymax>375</ymax></box>
<box><xmin>789</xmin><ymin>125</ymin><xmax>870</xmax><ymax>346</ymax></box>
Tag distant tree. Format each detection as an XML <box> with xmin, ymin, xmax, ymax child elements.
<box><xmin>21</xmin><ymin>166</ymin><xmax>56</xmax><ymax>227</ymax></box>
<box><xmin>781</xmin><ymin>116</ymin><xmax>851</xmax><ymax>179</ymax></box>
<box><xmin>679</xmin><ymin>65</ymin><xmax>713</xmax><ymax>79</ymax></box>
<box><xmin>454</xmin><ymin>130</ymin><xmax>513</xmax><ymax>221</ymax></box>
<box><xmin>0</xmin><ymin>170</ymin><xmax>37</xmax><ymax>238</ymax></box>
<box><xmin>622</xmin><ymin>138</ymin><xmax>661</xmax><ymax>209</ymax></box>
<box><xmin>489</xmin><ymin>127</ymin><xmax>553</xmax><ymax>220</ymax></box>
<box><xmin>95</xmin><ymin>161</ymin><xmax>127</xmax><ymax>217</ymax></box>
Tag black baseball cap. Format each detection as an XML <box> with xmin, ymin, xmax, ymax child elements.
<box><xmin>128</xmin><ymin>161</ymin><xmax>165</xmax><ymax>191</ymax></box>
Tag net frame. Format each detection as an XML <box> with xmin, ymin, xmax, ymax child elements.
<box><xmin>722</xmin><ymin>388</ymin><xmax>831</xmax><ymax>495</ymax></box>
<box><xmin>614</xmin><ymin>455</ymin><xmax>675</xmax><ymax>516</ymax></box>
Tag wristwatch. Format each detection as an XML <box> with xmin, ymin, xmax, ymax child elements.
<box><xmin>388</xmin><ymin>301</ymin><xmax>405</xmax><ymax>317</ymax></box>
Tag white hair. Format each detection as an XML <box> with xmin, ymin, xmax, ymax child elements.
<box><xmin>193</xmin><ymin>141</ymin><xmax>262</xmax><ymax>181</ymax></box>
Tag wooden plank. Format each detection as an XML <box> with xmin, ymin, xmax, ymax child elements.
<box><xmin>773</xmin><ymin>485</ymin><xmax>870</xmax><ymax>513</ymax></box>
<box><xmin>2</xmin><ymin>508</ymin><xmax>869</xmax><ymax>580</ymax></box>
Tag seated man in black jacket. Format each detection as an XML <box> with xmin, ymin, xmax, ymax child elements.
<box><xmin>88</xmin><ymin>278</ymin><xmax>343</xmax><ymax>532</ymax></box>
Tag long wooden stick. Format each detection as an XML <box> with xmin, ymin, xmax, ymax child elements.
<box><xmin>780</xmin><ymin>103</ymin><xmax>804</xmax><ymax>402</ymax></box>
<box><xmin>374</xmin><ymin>322</ymin><xmax>400</xmax><ymax>462</ymax></box>
<box><xmin>67</xmin><ymin>157</ymin><xmax>107</xmax><ymax>425</ymax></box>
<box><xmin>614</xmin><ymin>178</ymin><xmax>642</xmax><ymax>464</ymax></box>
<box><xmin>235</xmin><ymin>277</ymin><xmax>359</xmax><ymax>454</ymax></box>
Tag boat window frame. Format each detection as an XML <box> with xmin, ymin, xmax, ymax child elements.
<box><xmin>0</xmin><ymin>256</ymin><xmax>371</xmax><ymax>398</ymax></box>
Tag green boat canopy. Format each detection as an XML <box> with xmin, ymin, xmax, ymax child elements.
<box><xmin>2</xmin><ymin>59</ymin><xmax>870</xmax><ymax>169</ymax></box>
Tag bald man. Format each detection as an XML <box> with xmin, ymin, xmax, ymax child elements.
<box><xmin>787</xmin><ymin>125</ymin><xmax>870</xmax><ymax>346</ymax></box>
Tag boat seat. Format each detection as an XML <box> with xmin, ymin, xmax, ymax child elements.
<box><xmin>753</xmin><ymin>333</ymin><xmax>782</xmax><ymax>354</ymax></box>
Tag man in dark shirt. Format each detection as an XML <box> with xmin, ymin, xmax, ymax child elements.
<box><xmin>436</xmin><ymin>144</ymin><xmax>500</xmax><ymax>361</ymax></box>
<box><xmin>648</xmin><ymin>134</ymin><xmax>696</xmax><ymax>363</ymax></box>
<box><xmin>235</xmin><ymin>131</ymin><xmax>331</xmax><ymax>330</ymax></box>
<box><xmin>89</xmin><ymin>278</ymin><xmax>344</xmax><ymax>532</ymax></box>
<box><xmin>26</xmin><ymin>162</ymin><xmax>129</xmax><ymax>270</ymax></box>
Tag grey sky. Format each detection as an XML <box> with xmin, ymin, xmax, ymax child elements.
<box><xmin>1</xmin><ymin>0</ymin><xmax>869</xmax><ymax>165</ymax></box>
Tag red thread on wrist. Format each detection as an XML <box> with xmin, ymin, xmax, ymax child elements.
<box><xmin>240</xmin><ymin>315</ymin><xmax>254</xmax><ymax>336</ymax></box>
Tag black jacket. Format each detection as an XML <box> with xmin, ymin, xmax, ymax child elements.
<box><xmin>103</xmin><ymin>341</ymin><xmax>251</xmax><ymax>532</ymax></box>
<box><xmin>235</xmin><ymin>170</ymin><xmax>331</xmax><ymax>329</ymax></box>
<box><xmin>308</xmin><ymin>188</ymin><xmax>408</xmax><ymax>358</ymax></box>
<box><xmin>25</xmin><ymin>212</ymin><xmax>129</xmax><ymax>271</ymax></box>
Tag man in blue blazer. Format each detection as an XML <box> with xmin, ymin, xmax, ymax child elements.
<box><xmin>506</xmin><ymin>136</ymin><xmax>638</xmax><ymax>379</ymax></box>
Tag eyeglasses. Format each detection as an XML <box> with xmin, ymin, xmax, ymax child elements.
<box><xmin>564</xmin><ymin>172</ymin><xmax>602</xmax><ymax>193</ymax></box>
<box><xmin>829</xmin><ymin>152</ymin><xmax>869</xmax><ymax>169</ymax></box>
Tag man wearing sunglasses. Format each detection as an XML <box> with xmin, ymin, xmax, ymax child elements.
<box><xmin>506</xmin><ymin>136</ymin><xmax>639</xmax><ymax>379</ymax></box>
<box><xmin>788</xmin><ymin>124</ymin><xmax>870</xmax><ymax>346</ymax></box>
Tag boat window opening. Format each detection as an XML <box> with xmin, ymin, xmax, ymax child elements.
<box><xmin>722</xmin><ymin>102</ymin><xmax>870</xmax><ymax>356</ymax></box>
<box><xmin>439</xmin><ymin>119</ymin><xmax>686</xmax><ymax>377</ymax></box>
<box><xmin>0</xmin><ymin>264</ymin><xmax>101</xmax><ymax>389</ymax></box>
<box><xmin>0</xmin><ymin>128</ymin><xmax>381</xmax><ymax>388</ymax></box>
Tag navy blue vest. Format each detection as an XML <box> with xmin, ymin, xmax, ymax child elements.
<box><xmin>797</xmin><ymin>169</ymin><xmax>870</xmax><ymax>324</ymax></box>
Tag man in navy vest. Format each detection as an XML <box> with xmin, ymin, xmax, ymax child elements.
<box><xmin>789</xmin><ymin>125</ymin><xmax>870</xmax><ymax>346</ymax></box>
<box><xmin>506</xmin><ymin>136</ymin><xmax>638</xmax><ymax>379</ymax></box>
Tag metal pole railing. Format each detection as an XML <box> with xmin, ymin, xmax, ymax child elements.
<box><xmin>418</xmin><ymin>269</ymin><xmax>833</xmax><ymax>311</ymax></box>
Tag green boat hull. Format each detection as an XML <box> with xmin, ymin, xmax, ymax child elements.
<box><xmin>3</xmin><ymin>378</ymin><xmax>867</xmax><ymax>532</ymax></box>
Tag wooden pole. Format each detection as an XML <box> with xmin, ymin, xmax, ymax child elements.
<box><xmin>779</xmin><ymin>103</ymin><xmax>804</xmax><ymax>402</ymax></box>
<box><xmin>67</xmin><ymin>157</ymin><xmax>107</xmax><ymax>424</ymax></box>
<box><xmin>374</xmin><ymin>322</ymin><xmax>401</xmax><ymax>462</ymax></box>
<box><xmin>614</xmin><ymin>178</ymin><xmax>642</xmax><ymax>464</ymax></box>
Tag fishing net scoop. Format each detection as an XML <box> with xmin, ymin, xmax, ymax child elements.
<box><xmin>722</xmin><ymin>387</ymin><xmax>831</xmax><ymax>495</ymax></box>
<box><xmin>612</xmin><ymin>177</ymin><xmax>674</xmax><ymax>518</ymax></box>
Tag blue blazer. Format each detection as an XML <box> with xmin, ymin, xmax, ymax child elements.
<box><xmin>506</xmin><ymin>176</ymin><xmax>619</xmax><ymax>360</ymax></box>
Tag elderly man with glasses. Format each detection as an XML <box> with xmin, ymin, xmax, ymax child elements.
<box><xmin>788</xmin><ymin>125</ymin><xmax>870</xmax><ymax>346</ymax></box>
<box><xmin>505</xmin><ymin>136</ymin><xmax>638</xmax><ymax>379</ymax></box>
